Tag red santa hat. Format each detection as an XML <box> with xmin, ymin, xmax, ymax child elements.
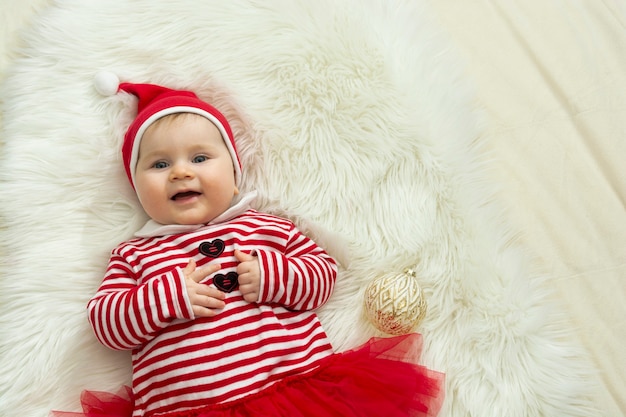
<box><xmin>94</xmin><ymin>71</ymin><xmax>242</xmax><ymax>188</ymax></box>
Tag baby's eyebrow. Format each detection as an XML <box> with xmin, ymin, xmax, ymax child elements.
<box><xmin>191</xmin><ymin>143</ymin><xmax>219</xmax><ymax>151</ymax></box>
<box><xmin>138</xmin><ymin>150</ymin><xmax>166</xmax><ymax>161</ymax></box>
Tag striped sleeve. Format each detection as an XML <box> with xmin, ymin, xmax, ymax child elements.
<box><xmin>87</xmin><ymin>251</ymin><xmax>194</xmax><ymax>351</ymax></box>
<box><xmin>255</xmin><ymin>225</ymin><xmax>337</xmax><ymax>310</ymax></box>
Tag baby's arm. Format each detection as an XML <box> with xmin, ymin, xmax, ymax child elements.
<box><xmin>252</xmin><ymin>225</ymin><xmax>338</xmax><ymax>310</ymax></box>
<box><xmin>87</xmin><ymin>253</ymin><xmax>224</xmax><ymax>350</ymax></box>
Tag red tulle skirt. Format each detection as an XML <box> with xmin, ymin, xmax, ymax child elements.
<box><xmin>52</xmin><ymin>334</ymin><xmax>444</xmax><ymax>417</ymax></box>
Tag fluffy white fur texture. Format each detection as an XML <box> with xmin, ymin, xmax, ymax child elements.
<box><xmin>0</xmin><ymin>0</ymin><xmax>599</xmax><ymax>416</ymax></box>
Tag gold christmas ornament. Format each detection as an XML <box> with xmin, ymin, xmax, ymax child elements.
<box><xmin>364</xmin><ymin>268</ymin><xmax>427</xmax><ymax>335</ymax></box>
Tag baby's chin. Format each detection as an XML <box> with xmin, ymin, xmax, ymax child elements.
<box><xmin>175</xmin><ymin>211</ymin><xmax>226</xmax><ymax>226</ymax></box>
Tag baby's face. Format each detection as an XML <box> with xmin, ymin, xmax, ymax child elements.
<box><xmin>134</xmin><ymin>113</ymin><xmax>239</xmax><ymax>225</ymax></box>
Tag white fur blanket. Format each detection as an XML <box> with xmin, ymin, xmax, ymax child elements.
<box><xmin>0</xmin><ymin>0</ymin><xmax>600</xmax><ymax>416</ymax></box>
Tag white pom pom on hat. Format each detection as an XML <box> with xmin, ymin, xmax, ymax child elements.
<box><xmin>94</xmin><ymin>71</ymin><xmax>121</xmax><ymax>96</ymax></box>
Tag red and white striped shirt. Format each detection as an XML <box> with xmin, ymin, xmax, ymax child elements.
<box><xmin>88</xmin><ymin>209</ymin><xmax>337</xmax><ymax>416</ymax></box>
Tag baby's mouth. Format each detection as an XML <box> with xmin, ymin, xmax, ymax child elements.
<box><xmin>171</xmin><ymin>191</ymin><xmax>201</xmax><ymax>201</ymax></box>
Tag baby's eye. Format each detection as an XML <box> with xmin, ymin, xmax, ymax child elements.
<box><xmin>153</xmin><ymin>161</ymin><xmax>169</xmax><ymax>169</ymax></box>
<box><xmin>193</xmin><ymin>155</ymin><xmax>209</xmax><ymax>163</ymax></box>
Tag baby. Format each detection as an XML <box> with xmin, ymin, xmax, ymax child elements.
<box><xmin>53</xmin><ymin>74</ymin><xmax>444</xmax><ymax>417</ymax></box>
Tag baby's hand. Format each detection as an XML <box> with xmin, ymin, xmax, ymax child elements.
<box><xmin>235</xmin><ymin>250</ymin><xmax>261</xmax><ymax>303</ymax></box>
<box><xmin>183</xmin><ymin>259</ymin><xmax>226</xmax><ymax>318</ymax></box>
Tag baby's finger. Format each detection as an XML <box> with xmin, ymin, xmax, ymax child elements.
<box><xmin>194</xmin><ymin>293</ymin><xmax>226</xmax><ymax>309</ymax></box>
<box><xmin>237</xmin><ymin>272</ymin><xmax>252</xmax><ymax>286</ymax></box>
<box><xmin>195</xmin><ymin>285</ymin><xmax>226</xmax><ymax>300</ymax></box>
<box><xmin>182</xmin><ymin>259</ymin><xmax>196</xmax><ymax>276</ymax></box>
<box><xmin>234</xmin><ymin>249</ymin><xmax>255</xmax><ymax>263</ymax></box>
<box><xmin>192</xmin><ymin>304</ymin><xmax>223</xmax><ymax>318</ymax></box>
<box><xmin>191</xmin><ymin>292</ymin><xmax>226</xmax><ymax>317</ymax></box>
<box><xmin>239</xmin><ymin>284</ymin><xmax>259</xmax><ymax>303</ymax></box>
<box><xmin>189</xmin><ymin>263</ymin><xmax>221</xmax><ymax>283</ymax></box>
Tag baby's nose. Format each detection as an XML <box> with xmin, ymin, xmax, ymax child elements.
<box><xmin>169</xmin><ymin>163</ymin><xmax>194</xmax><ymax>180</ymax></box>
